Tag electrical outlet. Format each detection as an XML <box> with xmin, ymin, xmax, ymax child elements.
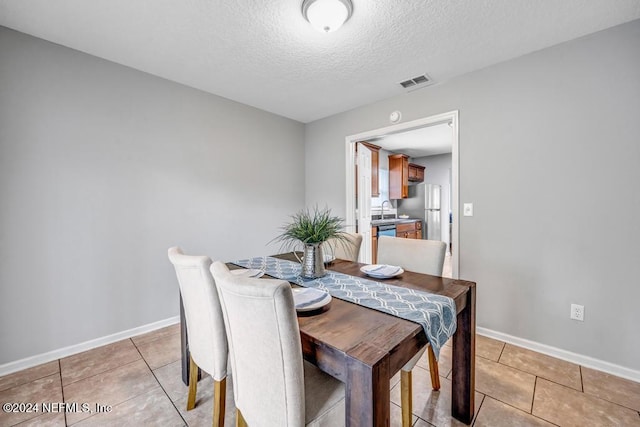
<box><xmin>570</xmin><ymin>304</ymin><xmax>584</xmax><ymax>321</ymax></box>
<box><xmin>463</xmin><ymin>203</ymin><xmax>473</xmax><ymax>216</ymax></box>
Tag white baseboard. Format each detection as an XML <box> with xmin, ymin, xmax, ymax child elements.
<box><xmin>0</xmin><ymin>316</ymin><xmax>180</xmax><ymax>377</ymax></box>
<box><xmin>478</xmin><ymin>327</ymin><xmax>640</xmax><ymax>383</ymax></box>
<box><xmin>3</xmin><ymin>320</ymin><xmax>638</xmax><ymax>384</ymax></box>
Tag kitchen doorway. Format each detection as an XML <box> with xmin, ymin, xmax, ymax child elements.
<box><xmin>344</xmin><ymin>111</ymin><xmax>459</xmax><ymax>279</ymax></box>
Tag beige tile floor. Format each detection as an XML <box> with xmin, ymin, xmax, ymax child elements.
<box><xmin>1</xmin><ymin>324</ymin><xmax>639</xmax><ymax>426</ymax></box>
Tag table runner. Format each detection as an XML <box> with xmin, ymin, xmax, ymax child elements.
<box><xmin>231</xmin><ymin>256</ymin><xmax>457</xmax><ymax>359</ymax></box>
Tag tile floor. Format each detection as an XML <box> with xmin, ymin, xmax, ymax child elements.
<box><xmin>1</xmin><ymin>324</ymin><xmax>639</xmax><ymax>426</ymax></box>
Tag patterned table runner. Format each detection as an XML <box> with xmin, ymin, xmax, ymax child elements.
<box><xmin>231</xmin><ymin>256</ymin><xmax>457</xmax><ymax>359</ymax></box>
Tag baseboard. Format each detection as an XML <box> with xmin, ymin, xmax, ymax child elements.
<box><xmin>0</xmin><ymin>316</ymin><xmax>180</xmax><ymax>377</ymax></box>
<box><xmin>478</xmin><ymin>327</ymin><xmax>640</xmax><ymax>383</ymax></box>
<box><xmin>4</xmin><ymin>320</ymin><xmax>638</xmax><ymax>383</ymax></box>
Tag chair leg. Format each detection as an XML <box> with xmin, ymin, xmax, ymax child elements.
<box><xmin>213</xmin><ymin>378</ymin><xmax>226</xmax><ymax>427</ymax></box>
<box><xmin>236</xmin><ymin>409</ymin><xmax>248</xmax><ymax>427</ymax></box>
<box><xmin>187</xmin><ymin>355</ymin><xmax>198</xmax><ymax>410</ymax></box>
<box><xmin>428</xmin><ymin>346</ymin><xmax>441</xmax><ymax>391</ymax></box>
<box><xmin>400</xmin><ymin>370</ymin><xmax>412</xmax><ymax>427</ymax></box>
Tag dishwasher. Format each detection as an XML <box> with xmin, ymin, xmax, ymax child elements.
<box><xmin>377</xmin><ymin>224</ymin><xmax>397</xmax><ymax>238</ymax></box>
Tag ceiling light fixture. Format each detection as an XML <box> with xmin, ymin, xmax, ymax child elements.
<box><xmin>302</xmin><ymin>0</ymin><xmax>353</xmax><ymax>33</ymax></box>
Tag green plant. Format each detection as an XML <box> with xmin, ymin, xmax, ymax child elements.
<box><xmin>272</xmin><ymin>206</ymin><xmax>347</xmax><ymax>250</ymax></box>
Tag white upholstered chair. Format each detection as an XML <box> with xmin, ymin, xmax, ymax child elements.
<box><xmin>325</xmin><ymin>232</ymin><xmax>363</xmax><ymax>262</ymax></box>
<box><xmin>210</xmin><ymin>261</ymin><xmax>345</xmax><ymax>427</ymax></box>
<box><xmin>377</xmin><ymin>235</ymin><xmax>447</xmax><ymax>427</ymax></box>
<box><xmin>167</xmin><ymin>247</ymin><xmax>228</xmax><ymax>427</ymax></box>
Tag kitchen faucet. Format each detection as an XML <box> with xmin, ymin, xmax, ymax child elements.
<box><xmin>381</xmin><ymin>200</ymin><xmax>392</xmax><ymax>218</ymax></box>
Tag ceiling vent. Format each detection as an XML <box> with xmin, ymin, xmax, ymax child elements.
<box><xmin>399</xmin><ymin>74</ymin><xmax>433</xmax><ymax>90</ymax></box>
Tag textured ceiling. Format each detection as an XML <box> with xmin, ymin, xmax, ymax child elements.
<box><xmin>1</xmin><ymin>1</ymin><xmax>639</xmax><ymax>123</ymax></box>
<box><xmin>373</xmin><ymin>123</ymin><xmax>452</xmax><ymax>158</ymax></box>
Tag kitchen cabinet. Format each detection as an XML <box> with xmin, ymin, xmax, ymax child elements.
<box><xmin>356</xmin><ymin>142</ymin><xmax>381</xmax><ymax>197</ymax></box>
<box><xmin>371</xmin><ymin>226</ymin><xmax>378</xmax><ymax>264</ymax></box>
<box><xmin>389</xmin><ymin>153</ymin><xmax>409</xmax><ymax>199</ymax></box>
<box><xmin>408</xmin><ymin>163</ymin><xmax>425</xmax><ymax>182</ymax></box>
<box><xmin>396</xmin><ymin>221</ymin><xmax>422</xmax><ymax>239</ymax></box>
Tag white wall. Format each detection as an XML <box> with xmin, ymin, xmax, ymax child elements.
<box><xmin>0</xmin><ymin>27</ymin><xmax>305</xmax><ymax>364</ymax></box>
<box><xmin>305</xmin><ymin>20</ymin><xmax>640</xmax><ymax>372</ymax></box>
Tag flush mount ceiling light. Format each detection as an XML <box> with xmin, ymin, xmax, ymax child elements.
<box><xmin>302</xmin><ymin>0</ymin><xmax>353</xmax><ymax>33</ymax></box>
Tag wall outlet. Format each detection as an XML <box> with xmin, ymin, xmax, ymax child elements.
<box><xmin>570</xmin><ymin>304</ymin><xmax>584</xmax><ymax>321</ymax></box>
<box><xmin>463</xmin><ymin>203</ymin><xmax>473</xmax><ymax>216</ymax></box>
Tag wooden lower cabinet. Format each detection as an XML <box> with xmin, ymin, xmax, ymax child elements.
<box><xmin>371</xmin><ymin>226</ymin><xmax>378</xmax><ymax>264</ymax></box>
<box><xmin>396</xmin><ymin>221</ymin><xmax>422</xmax><ymax>239</ymax></box>
<box><xmin>415</xmin><ymin>221</ymin><xmax>423</xmax><ymax>239</ymax></box>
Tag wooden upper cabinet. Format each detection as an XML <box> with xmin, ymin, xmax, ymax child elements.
<box><xmin>408</xmin><ymin>163</ymin><xmax>425</xmax><ymax>182</ymax></box>
<box><xmin>357</xmin><ymin>142</ymin><xmax>381</xmax><ymax>197</ymax></box>
<box><xmin>389</xmin><ymin>153</ymin><xmax>409</xmax><ymax>199</ymax></box>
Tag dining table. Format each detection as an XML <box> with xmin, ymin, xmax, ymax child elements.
<box><xmin>180</xmin><ymin>252</ymin><xmax>476</xmax><ymax>426</ymax></box>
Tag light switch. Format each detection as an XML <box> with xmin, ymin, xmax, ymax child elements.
<box><xmin>463</xmin><ymin>203</ymin><xmax>473</xmax><ymax>217</ymax></box>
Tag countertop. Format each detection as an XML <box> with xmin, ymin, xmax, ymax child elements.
<box><xmin>371</xmin><ymin>218</ymin><xmax>421</xmax><ymax>226</ymax></box>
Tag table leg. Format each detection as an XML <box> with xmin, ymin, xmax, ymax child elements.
<box><xmin>451</xmin><ymin>285</ymin><xmax>476</xmax><ymax>424</ymax></box>
<box><xmin>345</xmin><ymin>354</ymin><xmax>390</xmax><ymax>426</ymax></box>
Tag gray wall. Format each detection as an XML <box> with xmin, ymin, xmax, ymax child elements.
<box><xmin>0</xmin><ymin>27</ymin><xmax>305</xmax><ymax>364</ymax></box>
<box><xmin>409</xmin><ymin>153</ymin><xmax>452</xmax><ymax>246</ymax></box>
<box><xmin>306</xmin><ymin>20</ymin><xmax>640</xmax><ymax>371</ymax></box>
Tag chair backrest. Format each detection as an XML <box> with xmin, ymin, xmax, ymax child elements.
<box><xmin>210</xmin><ymin>261</ymin><xmax>305</xmax><ymax>427</ymax></box>
<box><xmin>325</xmin><ymin>232</ymin><xmax>363</xmax><ymax>262</ymax></box>
<box><xmin>167</xmin><ymin>247</ymin><xmax>227</xmax><ymax>381</ymax></box>
<box><xmin>377</xmin><ymin>236</ymin><xmax>447</xmax><ymax>276</ymax></box>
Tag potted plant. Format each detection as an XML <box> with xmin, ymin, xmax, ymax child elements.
<box><xmin>272</xmin><ymin>206</ymin><xmax>347</xmax><ymax>278</ymax></box>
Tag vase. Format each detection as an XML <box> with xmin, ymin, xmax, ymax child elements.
<box><xmin>299</xmin><ymin>242</ymin><xmax>326</xmax><ymax>279</ymax></box>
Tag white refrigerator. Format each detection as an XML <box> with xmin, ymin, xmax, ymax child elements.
<box><xmin>397</xmin><ymin>183</ymin><xmax>441</xmax><ymax>241</ymax></box>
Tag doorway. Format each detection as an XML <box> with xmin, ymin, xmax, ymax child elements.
<box><xmin>344</xmin><ymin>111</ymin><xmax>459</xmax><ymax>279</ymax></box>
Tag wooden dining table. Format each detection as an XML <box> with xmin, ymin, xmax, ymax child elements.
<box><xmin>180</xmin><ymin>253</ymin><xmax>476</xmax><ymax>426</ymax></box>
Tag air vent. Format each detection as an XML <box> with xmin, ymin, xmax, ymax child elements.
<box><xmin>399</xmin><ymin>74</ymin><xmax>433</xmax><ymax>90</ymax></box>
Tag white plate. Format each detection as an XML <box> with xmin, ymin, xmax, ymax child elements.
<box><xmin>230</xmin><ymin>269</ymin><xmax>264</xmax><ymax>278</ymax></box>
<box><xmin>292</xmin><ymin>288</ymin><xmax>331</xmax><ymax>312</ymax></box>
<box><xmin>360</xmin><ymin>264</ymin><xmax>404</xmax><ymax>279</ymax></box>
